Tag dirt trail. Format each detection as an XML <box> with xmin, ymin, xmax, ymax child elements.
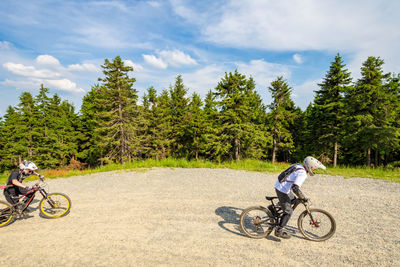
<box><xmin>1</xmin><ymin>168</ymin><xmax>399</xmax><ymax>266</ymax></box>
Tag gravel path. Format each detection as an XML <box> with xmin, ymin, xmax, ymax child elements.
<box><xmin>1</xmin><ymin>168</ymin><xmax>399</xmax><ymax>266</ymax></box>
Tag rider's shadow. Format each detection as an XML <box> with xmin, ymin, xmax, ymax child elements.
<box><xmin>215</xmin><ymin>206</ymin><xmax>245</xmax><ymax>237</ymax></box>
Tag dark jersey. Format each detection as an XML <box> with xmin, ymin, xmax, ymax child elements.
<box><xmin>6</xmin><ymin>169</ymin><xmax>31</xmax><ymax>185</ymax></box>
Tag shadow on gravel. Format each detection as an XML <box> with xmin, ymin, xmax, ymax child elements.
<box><xmin>215</xmin><ymin>206</ymin><xmax>307</xmax><ymax>242</ymax></box>
<box><xmin>215</xmin><ymin>206</ymin><xmax>246</xmax><ymax>237</ymax></box>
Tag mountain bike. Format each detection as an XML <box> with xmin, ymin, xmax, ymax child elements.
<box><xmin>0</xmin><ymin>177</ymin><xmax>71</xmax><ymax>228</ymax></box>
<box><xmin>240</xmin><ymin>196</ymin><xmax>336</xmax><ymax>241</ymax></box>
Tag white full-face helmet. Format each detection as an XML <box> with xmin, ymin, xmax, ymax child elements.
<box><xmin>20</xmin><ymin>160</ymin><xmax>38</xmax><ymax>172</ymax></box>
<box><xmin>303</xmin><ymin>156</ymin><xmax>326</xmax><ymax>176</ymax></box>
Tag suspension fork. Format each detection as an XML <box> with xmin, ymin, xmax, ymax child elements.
<box><xmin>39</xmin><ymin>188</ymin><xmax>56</xmax><ymax>207</ymax></box>
<box><xmin>304</xmin><ymin>204</ymin><xmax>318</xmax><ymax>226</ymax></box>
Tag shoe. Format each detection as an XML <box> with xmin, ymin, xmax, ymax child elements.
<box><xmin>275</xmin><ymin>227</ymin><xmax>291</xmax><ymax>239</ymax></box>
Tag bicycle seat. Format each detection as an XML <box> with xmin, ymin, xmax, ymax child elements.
<box><xmin>265</xmin><ymin>196</ymin><xmax>278</xmax><ymax>201</ymax></box>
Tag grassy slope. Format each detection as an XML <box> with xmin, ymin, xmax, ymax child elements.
<box><xmin>1</xmin><ymin>159</ymin><xmax>399</xmax><ymax>184</ymax></box>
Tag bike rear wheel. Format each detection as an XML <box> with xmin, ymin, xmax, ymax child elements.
<box><xmin>39</xmin><ymin>193</ymin><xmax>71</xmax><ymax>218</ymax></box>
<box><xmin>240</xmin><ymin>206</ymin><xmax>276</xmax><ymax>239</ymax></box>
<box><xmin>297</xmin><ymin>208</ymin><xmax>336</xmax><ymax>241</ymax></box>
<box><xmin>0</xmin><ymin>200</ymin><xmax>14</xmax><ymax>227</ymax></box>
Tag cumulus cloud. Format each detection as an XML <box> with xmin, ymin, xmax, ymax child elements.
<box><xmin>36</xmin><ymin>55</ymin><xmax>61</xmax><ymax>66</ymax></box>
<box><xmin>3</xmin><ymin>62</ymin><xmax>60</xmax><ymax>78</ymax></box>
<box><xmin>2</xmin><ymin>54</ymin><xmax>93</xmax><ymax>94</ymax></box>
<box><xmin>293</xmin><ymin>54</ymin><xmax>303</xmax><ymax>64</ymax></box>
<box><xmin>158</xmin><ymin>49</ymin><xmax>197</xmax><ymax>67</ymax></box>
<box><xmin>142</xmin><ymin>49</ymin><xmax>197</xmax><ymax>69</ymax></box>
<box><xmin>68</xmin><ymin>63</ymin><xmax>99</xmax><ymax>72</ymax></box>
<box><xmin>142</xmin><ymin>54</ymin><xmax>168</xmax><ymax>69</ymax></box>
<box><xmin>40</xmin><ymin>78</ymin><xmax>85</xmax><ymax>93</ymax></box>
<box><xmin>123</xmin><ymin>60</ymin><xmax>144</xmax><ymax>71</ymax></box>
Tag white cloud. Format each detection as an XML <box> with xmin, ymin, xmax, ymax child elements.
<box><xmin>36</xmin><ymin>55</ymin><xmax>61</xmax><ymax>66</ymax></box>
<box><xmin>172</xmin><ymin>0</ymin><xmax>400</xmax><ymax>73</ymax></box>
<box><xmin>182</xmin><ymin>64</ymin><xmax>226</xmax><ymax>94</ymax></box>
<box><xmin>142</xmin><ymin>54</ymin><xmax>168</xmax><ymax>69</ymax></box>
<box><xmin>157</xmin><ymin>49</ymin><xmax>197</xmax><ymax>67</ymax></box>
<box><xmin>0</xmin><ymin>41</ymin><xmax>12</xmax><ymax>50</ymax></box>
<box><xmin>293</xmin><ymin>54</ymin><xmax>303</xmax><ymax>64</ymax></box>
<box><xmin>147</xmin><ymin>1</ymin><xmax>161</xmax><ymax>8</ymax></box>
<box><xmin>68</xmin><ymin>63</ymin><xmax>99</xmax><ymax>72</ymax></box>
<box><xmin>1</xmin><ymin>78</ymin><xmax>85</xmax><ymax>94</ymax></box>
<box><xmin>293</xmin><ymin>79</ymin><xmax>322</xmax><ymax>109</ymax></box>
<box><xmin>40</xmin><ymin>78</ymin><xmax>85</xmax><ymax>93</ymax></box>
<box><xmin>236</xmin><ymin>59</ymin><xmax>291</xmax><ymax>87</ymax></box>
<box><xmin>3</xmin><ymin>62</ymin><xmax>60</xmax><ymax>78</ymax></box>
<box><xmin>123</xmin><ymin>60</ymin><xmax>144</xmax><ymax>71</ymax></box>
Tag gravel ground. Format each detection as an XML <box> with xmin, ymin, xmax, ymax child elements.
<box><xmin>1</xmin><ymin>168</ymin><xmax>399</xmax><ymax>266</ymax></box>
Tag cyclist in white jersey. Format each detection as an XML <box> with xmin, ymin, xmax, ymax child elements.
<box><xmin>274</xmin><ymin>156</ymin><xmax>326</xmax><ymax>239</ymax></box>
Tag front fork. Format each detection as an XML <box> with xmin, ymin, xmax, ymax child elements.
<box><xmin>304</xmin><ymin>205</ymin><xmax>318</xmax><ymax>227</ymax></box>
<box><xmin>39</xmin><ymin>188</ymin><xmax>55</xmax><ymax>208</ymax></box>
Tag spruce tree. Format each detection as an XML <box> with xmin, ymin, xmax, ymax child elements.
<box><xmin>169</xmin><ymin>75</ymin><xmax>189</xmax><ymax>157</ymax></box>
<box><xmin>312</xmin><ymin>54</ymin><xmax>352</xmax><ymax>166</ymax></box>
<box><xmin>215</xmin><ymin>70</ymin><xmax>264</xmax><ymax>161</ymax></box>
<box><xmin>344</xmin><ymin>56</ymin><xmax>393</xmax><ymax>166</ymax></box>
<box><xmin>95</xmin><ymin>56</ymin><xmax>139</xmax><ymax>163</ymax></box>
<box><xmin>267</xmin><ymin>76</ymin><xmax>297</xmax><ymax>163</ymax></box>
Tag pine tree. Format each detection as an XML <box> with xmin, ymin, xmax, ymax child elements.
<box><xmin>267</xmin><ymin>76</ymin><xmax>297</xmax><ymax>163</ymax></box>
<box><xmin>312</xmin><ymin>54</ymin><xmax>352</xmax><ymax>166</ymax></box>
<box><xmin>95</xmin><ymin>56</ymin><xmax>139</xmax><ymax>164</ymax></box>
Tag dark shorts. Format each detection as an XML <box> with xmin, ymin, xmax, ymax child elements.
<box><xmin>4</xmin><ymin>186</ymin><xmax>33</xmax><ymax>205</ymax></box>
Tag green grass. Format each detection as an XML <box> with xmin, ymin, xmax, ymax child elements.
<box><xmin>1</xmin><ymin>159</ymin><xmax>399</xmax><ymax>184</ymax></box>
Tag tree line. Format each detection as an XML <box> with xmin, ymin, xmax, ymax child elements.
<box><xmin>0</xmin><ymin>54</ymin><xmax>399</xmax><ymax>171</ymax></box>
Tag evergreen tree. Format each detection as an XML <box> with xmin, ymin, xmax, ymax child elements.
<box><xmin>169</xmin><ymin>75</ymin><xmax>189</xmax><ymax>157</ymax></box>
<box><xmin>312</xmin><ymin>54</ymin><xmax>352</xmax><ymax>166</ymax></box>
<box><xmin>185</xmin><ymin>93</ymin><xmax>207</xmax><ymax>159</ymax></box>
<box><xmin>202</xmin><ymin>90</ymin><xmax>221</xmax><ymax>160</ymax></box>
<box><xmin>0</xmin><ymin>106</ymin><xmax>21</xmax><ymax>168</ymax></box>
<box><xmin>95</xmin><ymin>56</ymin><xmax>139</xmax><ymax>164</ymax></box>
<box><xmin>267</xmin><ymin>76</ymin><xmax>297</xmax><ymax>163</ymax></box>
<box><xmin>215</xmin><ymin>70</ymin><xmax>266</xmax><ymax>161</ymax></box>
<box><xmin>78</xmin><ymin>85</ymin><xmax>102</xmax><ymax>166</ymax></box>
<box><xmin>344</xmin><ymin>56</ymin><xmax>394</xmax><ymax>166</ymax></box>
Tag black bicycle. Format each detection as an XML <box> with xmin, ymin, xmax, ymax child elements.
<box><xmin>240</xmin><ymin>196</ymin><xmax>336</xmax><ymax>241</ymax></box>
<box><xmin>0</xmin><ymin>176</ymin><xmax>71</xmax><ymax>228</ymax></box>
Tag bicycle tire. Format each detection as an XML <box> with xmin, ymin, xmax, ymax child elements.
<box><xmin>39</xmin><ymin>193</ymin><xmax>71</xmax><ymax>219</ymax></box>
<box><xmin>239</xmin><ymin>206</ymin><xmax>276</xmax><ymax>239</ymax></box>
<box><xmin>0</xmin><ymin>200</ymin><xmax>14</xmax><ymax>227</ymax></box>
<box><xmin>297</xmin><ymin>208</ymin><xmax>336</xmax><ymax>241</ymax></box>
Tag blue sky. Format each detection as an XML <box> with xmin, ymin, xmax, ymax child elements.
<box><xmin>0</xmin><ymin>0</ymin><xmax>399</xmax><ymax>116</ymax></box>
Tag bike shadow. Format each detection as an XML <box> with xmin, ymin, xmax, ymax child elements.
<box><xmin>215</xmin><ymin>206</ymin><xmax>246</xmax><ymax>237</ymax></box>
<box><xmin>215</xmin><ymin>206</ymin><xmax>307</xmax><ymax>242</ymax></box>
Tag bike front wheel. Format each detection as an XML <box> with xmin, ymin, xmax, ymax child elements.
<box><xmin>297</xmin><ymin>208</ymin><xmax>336</xmax><ymax>241</ymax></box>
<box><xmin>39</xmin><ymin>193</ymin><xmax>71</xmax><ymax>219</ymax></box>
<box><xmin>0</xmin><ymin>200</ymin><xmax>14</xmax><ymax>227</ymax></box>
<box><xmin>239</xmin><ymin>206</ymin><xmax>276</xmax><ymax>239</ymax></box>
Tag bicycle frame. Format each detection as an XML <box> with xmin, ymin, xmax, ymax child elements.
<box><xmin>1</xmin><ymin>181</ymin><xmax>52</xmax><ymax>213</ymax></box>
<box><xmin>267</xmin><ymin>197</ymin><xmax>312</xmax><ymax>223</ymax></box>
